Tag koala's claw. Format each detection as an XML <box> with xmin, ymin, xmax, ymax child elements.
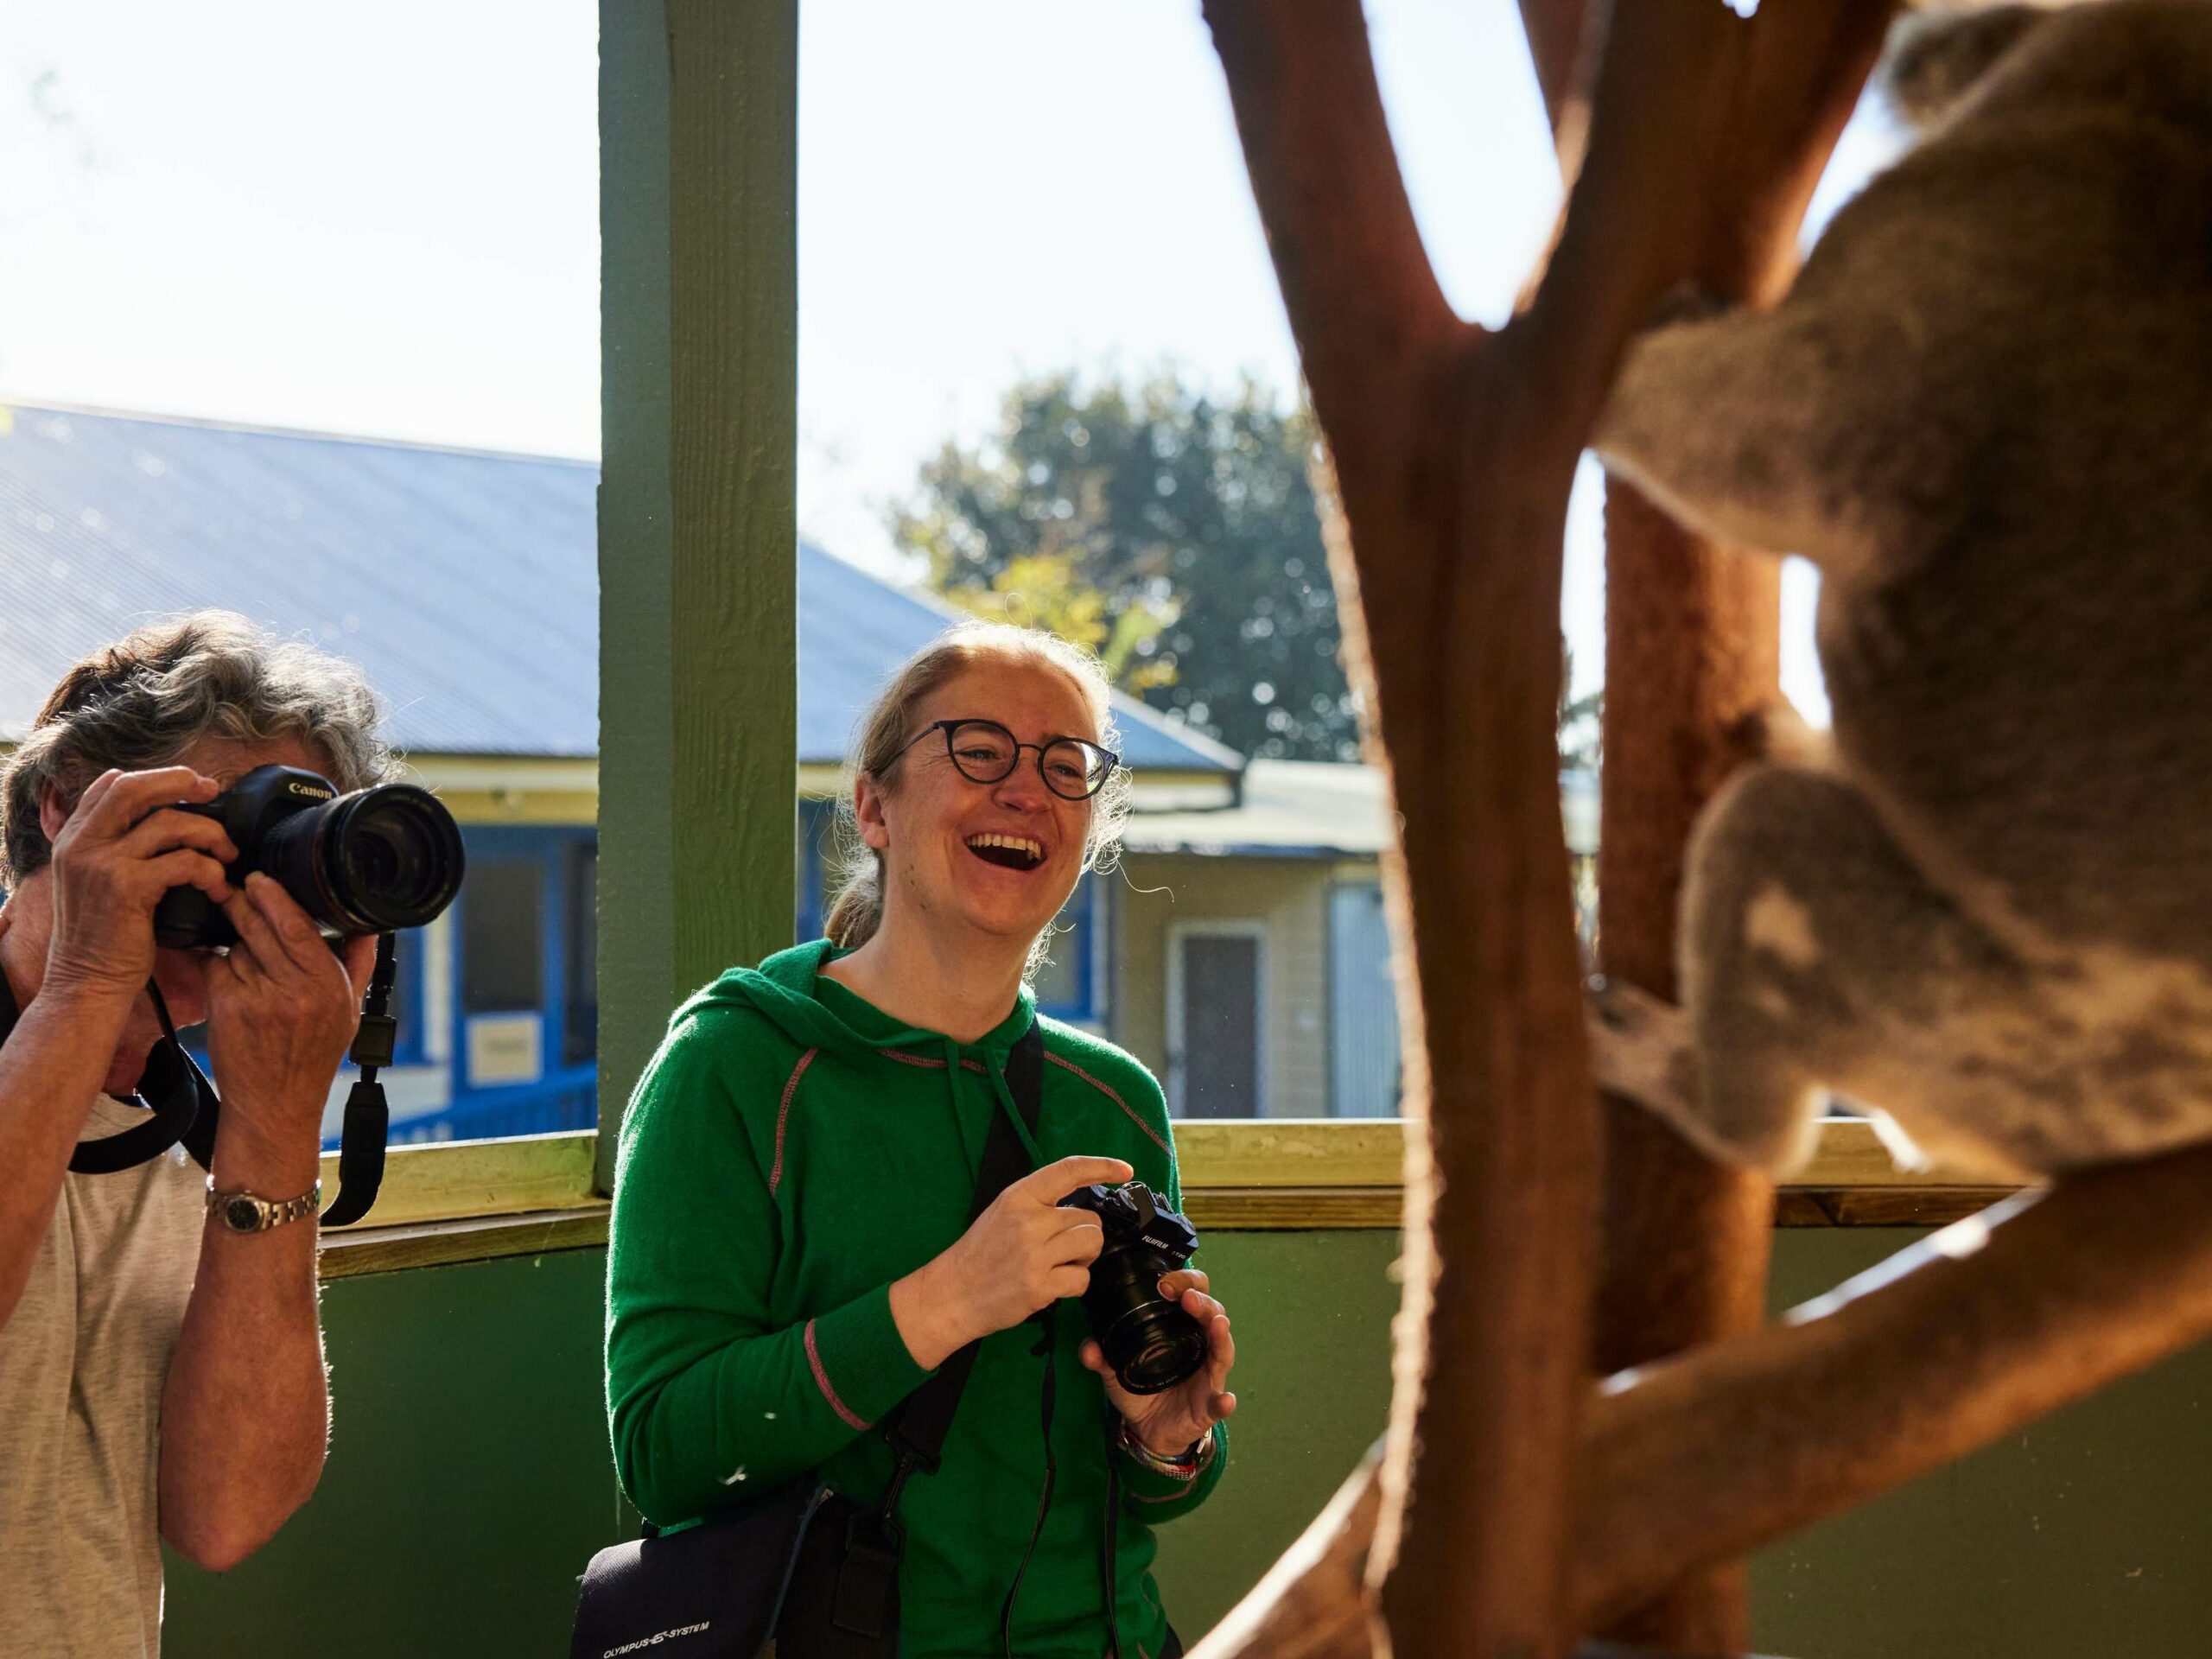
<box><xmin>1585</xmin><ymin>977</ymin><xmax>1697</xmax><ymax>1119</ymax></box>
<box><xmin>1731</xmin><ymin>702</ymin><xmax>1831</xmax><ymax>771</ymax></box>
<box><xmin>1643</xmin><ymin>283</ymin><xmax>1735</xmax><ymax>332</ymax></box>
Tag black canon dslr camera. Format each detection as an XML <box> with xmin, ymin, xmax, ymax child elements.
<box><xmin>151</xmin><ymin>764</ymin><xmax>466</xmax><ymax>948</ymax></box>
<box><xmin>1058</xmin><ymin>1180</ymin><xmax>1208</xmax><ymax>1395</ymax></box>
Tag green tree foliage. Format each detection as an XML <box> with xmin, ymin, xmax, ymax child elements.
<box><xmin>893</xmin><ymin>370</ymin><xmax>1360</xmax><ymax>761</ymax></box>
<box><xmin>934</xmin><ymin>551</ymin><xmax>1181</xmax><ymax>695</ymax></box>
<box><xmin>1558</xmin><ymin>645</ymin><xmax>1603</xmax><ymax>777</ymax></box>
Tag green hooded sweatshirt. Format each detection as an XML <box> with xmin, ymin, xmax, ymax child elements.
<box><xmin>606</xmin><ymin>939</ymin><xmax>1226</xmax><ymax>1659</ymax></box>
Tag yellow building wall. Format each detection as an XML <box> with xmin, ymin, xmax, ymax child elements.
<box><xmin>1115</xmin><ymin>852</ymin><xmax>1339</xmax><ymax>1117</ymax></box>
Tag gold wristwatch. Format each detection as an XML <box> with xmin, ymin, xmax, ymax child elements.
<box><xmin>206</xmin><ymin>1178</ymin><xmax>323</xmax><ymax>1234</ymax></box>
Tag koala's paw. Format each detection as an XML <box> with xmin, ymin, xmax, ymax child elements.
<box><xmin>1586</xmin><ymin>976</ymin><xmax>1698</xmax><ymax>1119</ymax></box>
<box><xmin>1587</xmin><ymin>977</ymin><xmax>1802</xmax><ymax>1172</ymax></box>
<box><xmin>1731</xmin><ymin>701</ymin><xmax>1832</xmax><ymax>771</ymax></box>
<box><xmin>1643</xmin><ymin>282</ymin><xmax>1736</xmax><ymax>334</ymax></box>
<box><xmin>1881</xmin><ymin>4</ymin><xmax>2046</xmax><ymax>130</ymax></box>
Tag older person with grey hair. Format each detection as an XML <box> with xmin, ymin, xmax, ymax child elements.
<box><xmin>0</xmin><ymin>610</ymin><xmax>395</xmax><ymax>1659</ymax></box>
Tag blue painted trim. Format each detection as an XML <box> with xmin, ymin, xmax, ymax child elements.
<box><xmin>391</xmin><ymin>927</ymin><xmax>429</xmax><ymax>1066</ymax></box>
<box><xmin>540</xmin><ymin>849</ymin><xmax>569</xmax><ymax>1077</ymax></box>
<box><xmin>796</xmin><ymin>799</ymin><xmax>834</xmax><ymax>943</ymax></box>
<box><xmin>1034</xmin><ymin>874</ymin><xmax>1099</xmax><ymax>1024</ymax></box>
<box><xmin>1097</xmin><ymin>872</ymin><xmax>1117</xmax><ymax>1039</ymax></box>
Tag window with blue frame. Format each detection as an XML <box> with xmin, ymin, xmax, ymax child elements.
<box><xmin>415</xmin><ymin>826</ymin><xmax>599</xmax><ymax>1142</ymax></box>
<box><xmin>1029</xmin><ymin>874</ymin><xmax>1103</xmax><ymax>1025</ymax></box>
<box><xmin>462</xmin><ymin>860</ymin><xmax>543</xmax><ymax>1016</ymax></box>
<box><xmin>563</xmin><ymin>842</ymin><xmax>597</xmax><ymax>1065</ymax></box>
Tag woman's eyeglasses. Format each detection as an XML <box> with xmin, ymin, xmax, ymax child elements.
<box><xmin>899</xmin><ymin>718</ymin><xmax>1122</xmax><ymax>801</ymax></box>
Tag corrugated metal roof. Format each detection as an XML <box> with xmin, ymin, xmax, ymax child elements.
<box><xmin>797</xmin><ymin>541</ymin><xmax>1243</xmax><ymax>774</ymax></box>
<box><xmin>0</xmin><ymin>405</ymin><xmax>599</xmax><ymax>756</ymax></box>
<box><xmin>0</xmin><ymin>404</ymin><xmax>1240</xmax><ymax>777</ymax></box>
<box><xmin>1119</xmin><ymin>760</ymin><xmax>1599</xmax><ymax>858</ymax></box>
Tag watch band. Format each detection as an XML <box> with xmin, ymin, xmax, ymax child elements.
<box><xmin>1116</xmin><ymin>1418</ymin><xmax>1218</xmax><ymax>1478</ymax></box>
<box><xmin>206</xmin><ymin>1178</ymin><xmax>323</xmax><ymax>1234</ymax></box>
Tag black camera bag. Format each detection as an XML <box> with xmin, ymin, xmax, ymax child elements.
<box><xmin>570</xmin><ymin>1020</ymin><xmax>1048</xmax><ymax>1659</ymax></box>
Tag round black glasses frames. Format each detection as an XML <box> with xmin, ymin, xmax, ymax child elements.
<box><xmin>897</xmin><ymin>718</ymin><xmax>1121</xmax><ymax>800</ymax></box>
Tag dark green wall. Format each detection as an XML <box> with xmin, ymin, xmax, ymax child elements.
<box><xmin>165</xmin><ymin>1229</ymin><xmax>2212</xmax><ymax>1657</ymax></box>
<box><xmin>165</xmin><ymin>1249</ymin><xmax>620</xmax><ymax>1655</ymax></box>
<box><xmin>1753</xmin><ymin>1231</ymin><xmax>2212</xmax><ymax>1659</ymax></box>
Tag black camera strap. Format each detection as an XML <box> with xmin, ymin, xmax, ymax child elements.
<box><xmin>0</xmin><ymin>967</ymin><xmax>221</xmax><ymax>1177</ymax></box>
<box><xmin>0</xmin><ymin>931</ymin><xmax>400</xmax><ymax>1217</ymax></box>
<box><xmin>70</xmin><ymin>978</ymin><xmax>219</xmax><ymax>1174</ymax></box>
<box><xmin>322</xmin><ymin>931</ymin><xmax>398</xmax><ymax>1228</ymax></box>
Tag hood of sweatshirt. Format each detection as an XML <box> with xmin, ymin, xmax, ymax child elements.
<box><xmin>682</xmin><ymin>938</ymin><xmax>1038</xmax><ymax>1068</ymax></box>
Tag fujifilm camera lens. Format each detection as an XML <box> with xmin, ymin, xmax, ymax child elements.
<box><xmin>150</xmin><ymin>764</ymin><xmax>466</xmax><ymax>949</ymax></box>
<box><xmin>1058</xmin><ymin>1179</ymin><xmax>1208</xmax><ymax>1395</ymax></box>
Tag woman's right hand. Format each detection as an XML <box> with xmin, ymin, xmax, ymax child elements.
<box><xmin>41</xmin><ymin>767</ymin><xmax>237</xmax><ymax>1003</ymax></box>
<box><xmin>891</xmin><ymin>1154</ymin><xmax>1133</xmax><ymax>1370</ymax></box>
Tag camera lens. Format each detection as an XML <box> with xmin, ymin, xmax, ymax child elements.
<box><xmin>1083</xmin><ymin>1247</ymin><xmax>1209</xmax><ymax>1395</ymax></box>
<box><xmin>259</xmin><ymin>783</ymin><xmax>465</xmax><ymax>935</ymax></box>
<box><xmin>322</xmin><ymin>785</ymin><xmax>466</xmax><ymax>931</ymax></box>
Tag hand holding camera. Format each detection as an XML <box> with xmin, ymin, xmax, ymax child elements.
<box><xmin>1061</xmin><ymin>1180</ymin><xmax>1237</xmax><ymax>1458</ymax></box>
<box><xmin>39</xmin><ymin>766</ymin><xmax>238</xmax><ymax>1007</ymax></box>
<box><xmin>39</xmin><ymin>760</ymin><xmax>464</xmax><ymax>1215</ymax></box>
<box><xmin>1077</xmin><ymin>1262</ymin><xmax>1236</xmax><ymax>1460</ymax></box>
<box><xmin>961</xmin><ymin>1154</ymin><xmax>1135</xmax><ymax>1336</ymax></box>
<box><xmin>891</xmin><ymin>1154</ymin><xmax>1133</xmax><ymax>1370</ymax></box>
<box><xmin>200</xmin><ymin>876</ymin><xmax>378</xmax><ymax>1185</ymax></box>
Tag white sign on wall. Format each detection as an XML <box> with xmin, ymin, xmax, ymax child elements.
<box><xmin>466</xmin><ymin>1012</ymin><xmax>544</xmax><ymax>1088</ymax></box>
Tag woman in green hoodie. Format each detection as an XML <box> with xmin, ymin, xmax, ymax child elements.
<box><xmin>607</xmin><ymin>621</ymin><xmax>1234</xmax><ymax>1659</ymax></box>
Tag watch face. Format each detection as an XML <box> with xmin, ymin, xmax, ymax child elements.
<box><xmin>224</xmin><ymin>1196</ymin><xmax>264</xmax><ymax>1231</ymax></box>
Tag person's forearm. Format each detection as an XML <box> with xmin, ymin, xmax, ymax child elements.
<box><xmin>158</xmin><ymin>1100</ymin><xmax>327</xmax><ymax>1573</ymax></box>
<box><xmin>0</xmin><ymin>982</ymin><xmax>134</xmax><ymax>1325</ymax></box>
<box><xmin>888</xmin><ymin>1253</ymin><xmax>983</xmax><ymax>1370</ymax></box>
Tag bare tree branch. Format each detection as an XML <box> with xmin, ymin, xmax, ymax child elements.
<box><xmin>1199</xmin><ymin>3</ymin><xmax>1902</xmax><ymax>1655</ymax></box>
<box><xmin>1199</xmin><ymin>0</ymin><xmax>1461</xmax><ymax>458</ymax></box>
<box><xmin>1193</xmin><ymin>1447</ymin><xmax>1384</xmax><ymax>1659</ymax></box>
<box><xmin>1585</xmin><ymin>10</ymin><xmax>1895</xmax><ymax>1649</ymax></box>
<box><xmin>1574</xmin><ymin>1143</ymin><xmax>2212</xmax><ymax>1626</ymax></box>
<box><xmin>1518</xmin><ymin>0</ymin><xmax>1600</xmax><ymax>168</ymax></box>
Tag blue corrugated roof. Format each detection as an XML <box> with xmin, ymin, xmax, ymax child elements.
<box><xmin>0</xmin><ymin>404</ymin><xmax>1240</xmax><ymax>775</ymax></box>
<box><xmin>796</xmin><ymin>542</ymin><xmax>1242</xmax><ymax>773</ymax></box>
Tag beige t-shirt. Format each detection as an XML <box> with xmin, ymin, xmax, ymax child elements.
<box><xmin>0</xmin><ymin>1096</ymin><xmax>206</xmax><ymax>1659</ymax></box>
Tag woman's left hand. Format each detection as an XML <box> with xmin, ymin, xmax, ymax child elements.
<box><xmin>1079</xmin><ymin>1267</ymin><xmax>1236</xmax><ymax>1459</ymax></box>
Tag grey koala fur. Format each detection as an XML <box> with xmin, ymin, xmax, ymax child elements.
<box><xmin>1591</xmin><ymin>0</ymin><xmax>2212</xmax><ymax>1181</ymax></box>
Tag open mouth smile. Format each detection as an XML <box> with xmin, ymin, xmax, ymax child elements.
<box><xmin>965</xmin><ymin>832</ymin><xmax>1046</xmax><ymax>872</ymax></box>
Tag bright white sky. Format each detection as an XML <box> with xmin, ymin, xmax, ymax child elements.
<box><xmin>0</xmin><ymin>0</ymin><xmax>1897</xmax><ymax>715</ymax></box>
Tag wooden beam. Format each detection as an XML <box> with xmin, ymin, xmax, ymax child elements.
<box><xmin>1574</xmin><ymin>1141</ymin><xmax>2212</xmax><ymax>1627</ymax></box>
<box><xmin>318</xmin><ymin>1131</ymin><xmax>599</xmax><ymax>1229</ymax></box>
<box><xmin>597</xmin><ymin>0</ymin><xmax>799</xmax><ymax>1189</ymax></box>
<box><xmin>316</xmin><ymin>1206</ymin><xmax>609</xmax><ymax>1281</ymax></box>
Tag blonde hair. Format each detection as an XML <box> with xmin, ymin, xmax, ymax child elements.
<box><xmin>2</xmin><ymin>611</ymin><xmax>393</xmax><ymax>887</ymax></box>
<box><xmin>823</xmin><ymin>620</ymin><xmax>1132</xmax><ymax>982</ymax></box>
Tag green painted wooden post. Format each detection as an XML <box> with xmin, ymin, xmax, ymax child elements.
<box><xmin>598</xmin><ymin>0</ymin><xmax>798</xmax><ymax>1191</ymax></box>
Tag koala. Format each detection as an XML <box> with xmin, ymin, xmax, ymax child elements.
<box><xmin>1590</xmin><ymin>0</ymin><xmax>2212</xmax><ymax>1182</ymax></box>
